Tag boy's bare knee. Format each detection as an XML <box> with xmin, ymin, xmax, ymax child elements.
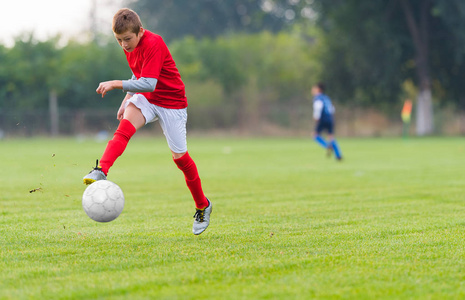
<box><xmin>123</xmin><ymin>104</ymin><xmax>145</xmax><ymax>129</ymax></box>
<box><xmin>172</xmin><ymin>152</ymin><xmax>186</xmax><ymax>160</ymax></box>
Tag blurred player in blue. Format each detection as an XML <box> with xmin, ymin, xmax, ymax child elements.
<box><xmin>312</xmin><ymin>82</ymin><xmax>342</xmax><ymax>160</ymax></box>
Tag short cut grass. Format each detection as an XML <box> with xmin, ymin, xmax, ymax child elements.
<box><xmin>113</xmin><ymin>8</ymin><xmax>143</xmax><ymax>35</ymax></box>
<box><xmin>2</xmin><ymin>137</ymin><xmax>465</xmax><ymax>298</ymax></box>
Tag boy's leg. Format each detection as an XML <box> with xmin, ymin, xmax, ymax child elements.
<box><xmin>330</xmin><ymin>138</ymin><xmax>342</xmax><ymax>160</ymax></box>
<box><xmin>173</xmin><ymin>151</ymin><xmax>211</xmax><ymax>235</ymax></box>
<box><xmin>99</xmin><ymin>104</ymin><xmax>144</xmax><ymax>173</ymax></box>
<box><xmin>155</xmin><ymin>105</ymin><xmax>211</xmax><ymax>235</ymax></box>
<box><xmin>313</xmin><ymin>120</ymin><xmax>328</xmax><ymax>148</ymax></box>
<box><xmin>156</xmin><ymin>107</ymin><xmax>208</xmax><ymax>209</ymax></box>
<box><xmin>327</xmin><ymin>122</ymin><xmax>342</xmax><ymax>160</ymax></box>
<box><xmin>99</xmin><ymin>104</ymin><xmax>144</xmax><ymax>174</ymax></box>
<box><xmin>314</xmin><ymin>134</ymin><xmax>328</xmax><ymax>148</ymax></box>
<box><xmin>98</xmin><ymin>120</ymin><xmax>136</xmax><ymax>175</ymax></box>
<box><xmin>173</xmin><ymin>151</ymin><xmax>209</xmax><ymax>209</ymax></box>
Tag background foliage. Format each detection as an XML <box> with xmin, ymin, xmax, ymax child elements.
<box><xmin>2</xmin><ymin>0</ymin><xmax>465</xmax><ymax>135</ymax></box>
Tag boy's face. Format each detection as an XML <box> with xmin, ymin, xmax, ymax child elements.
<box><xmin>114</xmin><ymin>28</ymin><xmax>144</xmax><ymax>52</ymax></box>
<box><xmin>311</xmin><ymin>86</ymin><xmax>321</xmax><ymax>96</ymax></box>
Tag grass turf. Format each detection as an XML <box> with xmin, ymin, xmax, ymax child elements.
<box><xmin>0</xmin><ymin>136</ymin><xmax>464</xmax><ymax>299</ymax></box>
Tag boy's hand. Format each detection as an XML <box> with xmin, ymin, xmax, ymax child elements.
<box><xmin>117</xmin><ymin>104</ymin><xmax>125</xmax><ymax>121</ymax></box>
<box><xmin>117</xmin><ymin>94</ymin><xmax>133</xmax><ymax>121</ymax></box>
<box><xmin>96</xmin><ymin>80</ymin><xmax>123</xmax><ymax>98</ymax></box>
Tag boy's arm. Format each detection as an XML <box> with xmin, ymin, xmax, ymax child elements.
<box><xmin>125</xmin><ymin>74</ymin><xmax>137</xmax><ymax>96</ymax></box>
<box><xmin>96</xmin><ymin>75</ymin><xmax>157</xmax><ymax>98</ymax></box>
<box><xmin>96</xmin><ymin>80</ymin><xmax>123</xmax><ymax>98</ymax></box>
<box><xmin>122</xmin><ymin>77</ymin><xmax>157</xmax><ymax>93</ymax></box>
<box><xmin>313</xmin><ymin>100</ymin><xmax>323</xmax><ymax>121</ymax></box>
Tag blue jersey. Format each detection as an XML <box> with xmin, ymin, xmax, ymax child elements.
<box><xmin>313</xmin><ymin>93</ymin><xmax>334</xmax><ymax>122</ymax></box>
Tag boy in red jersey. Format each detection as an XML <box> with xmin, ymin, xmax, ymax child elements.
<box><xmin>83</xmin><ymin>8</ymin><xmax>212</xmax><ymax>235</ymax></box>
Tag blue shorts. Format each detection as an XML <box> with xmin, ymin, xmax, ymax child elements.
<box><xmin>315</xmin><ymin>119</ymin><xmax>334</xmax><ymax>135</ymax></box>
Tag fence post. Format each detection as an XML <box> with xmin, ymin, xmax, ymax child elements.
<box><xmin>49</xmin><ymin>89</ymin><xmax>59</xmax><ymax>136</ymax></box>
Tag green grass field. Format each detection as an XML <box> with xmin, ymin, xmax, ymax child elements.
<box><xmin>1</xmin><ymin>136</ymin><xmax>464</xmax><ymax>299</ymax></box>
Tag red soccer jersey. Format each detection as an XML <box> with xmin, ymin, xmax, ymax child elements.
<box><xmin>124</xmin><ymin>30</ymin><xmax>187</xmax><ymax>109</ymax></box>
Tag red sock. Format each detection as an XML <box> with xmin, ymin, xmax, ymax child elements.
<box><xmin>99</xmin><ymin>119</ymin><xmax>136</xmax><ymax>175</ymax></box>
<box><xmin>174</xmin><ymin>152</ymin><xmax>208</xmax><ymax>209</ymax></box>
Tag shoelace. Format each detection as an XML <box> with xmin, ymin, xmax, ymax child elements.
<box><xmin>88</xmin><ymin>159</ymin><xmax>103</xmax><ymax>173</ymax></box>
<box><xmin>193</xmin><ymin>209</ymin><xmax>205</xmax><ymax>222</ymax></box>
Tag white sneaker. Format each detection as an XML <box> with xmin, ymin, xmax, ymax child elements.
<box><xmin>83</xmin><ymin>159</ymin><xmax>107</xmax><ymax>185</ymax></box>
<box><xmin>193</xmin><ymin>199</ymin><xmax>212</xmax><ymax>235</ymax></box>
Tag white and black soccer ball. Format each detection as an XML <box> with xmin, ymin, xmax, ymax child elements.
<box><xmin>82</xmin><ymin>180</ymin><xmax>124</xmax><ymax>222</ymax></box>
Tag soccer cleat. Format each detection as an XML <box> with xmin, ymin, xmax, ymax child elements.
<box><xmin>193</xmin><ymin>199</ymin><xmax>212</xmax><ymax>235</ymax></box>
<box><xmin>83</xmin><ymin>159</ymin><xmax>107</xmax><ymax>185</ymax></box>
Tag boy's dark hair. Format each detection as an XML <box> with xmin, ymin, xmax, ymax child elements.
<box><xmin>113</xmin><ymin>8</ymin><xmax>143</xmax><ymax>35</ymax></box>
<box><xmin>316</xmin><ymin>82</ymin><xmax>326</xmax><ymax>93</ymax></box>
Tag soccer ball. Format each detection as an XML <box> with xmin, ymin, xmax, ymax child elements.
<box><xmin>82</xmin><ymin>180</ymin><xmax>124</xmax><ymax>222</ymax></box>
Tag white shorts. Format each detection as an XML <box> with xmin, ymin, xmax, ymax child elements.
<box><xmin>124</xmin><ymin>94</ymin><xmax>188</xmax><ymax>153</ymax></box>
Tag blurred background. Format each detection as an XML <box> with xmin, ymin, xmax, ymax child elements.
<box><xmin>1</xmin><ymin>0</ymin><xmax>465</xmax><ymax>138</ymax></box>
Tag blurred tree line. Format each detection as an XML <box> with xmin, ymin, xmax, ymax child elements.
<box><xmin>1</xmin><ymin>0</ymin><xmax>465</xmax><ymax>135</ymax></box>
<box><xmin>0</xmin><ymin>34</ymin><xmax>129</xmax><ymax>111</ymax></box>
